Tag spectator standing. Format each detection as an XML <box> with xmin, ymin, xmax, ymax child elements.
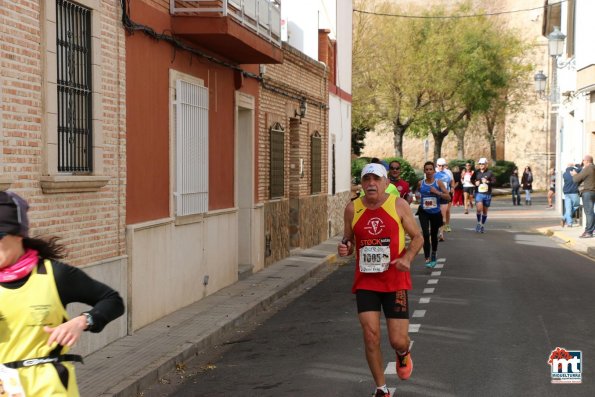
<box><xmin>510</xmin><ymin>168</ymin><xmax>521</xmax><ymax>206</ymax></box>
<box><xmin>452</xmin><ymin>166</ymin><xmax>464</xmax><ymax>206</ymax></box>
<box><xmin>571</xmin><ymin>155</ymin><xmax>595</xmax><ymax>238</ymax></box>
<box><xmin>547</xmin><ymin>168</ymin><xmax>556</xmax><ymax>208</ymax></box>
<box><xmin>562</xmin><ymin>162</ymin><xmax>580</xmax><ymax>227</ymax></box>
<box><xmin>521</xmin><ymin>166</ymin><xmax>533</xmax><ymax>205</ymax></box>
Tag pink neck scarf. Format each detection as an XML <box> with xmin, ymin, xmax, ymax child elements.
<box><xmin>0</xmin><ymin>249</ymin><xmax>39</xmax><ymax>282</ymax></box>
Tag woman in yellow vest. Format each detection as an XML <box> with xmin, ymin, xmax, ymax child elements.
<box><xmin>0</xmin><ymin>191</ymin><xmax>124</xmax><ymax>396</ymax></box>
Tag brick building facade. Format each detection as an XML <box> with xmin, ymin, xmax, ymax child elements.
<box><xmin>259</xmin><ymin>44</ymin><xmax>329</xmax><ymax>265</ymax></box>
<box><xmin>0</xmin><ymin>0</ymin><xmax>127</xmax><ymax>355</ymax></box>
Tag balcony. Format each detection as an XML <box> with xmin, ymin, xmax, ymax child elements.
<box><xmin>170</xmin><ymin>0</ymin><xmax>283</xmax><ymax>64</ymax></box>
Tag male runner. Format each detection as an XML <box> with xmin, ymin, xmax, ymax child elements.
<box><xmin>388</xmin><ymin>160</ymin><xmax>412</xmax><ymax>204</ymax></box>
<box><xmin>434</xmin><ymin>158</ymin><xmax>454</xmax><ymax>239</ymax></box>
<box><xmin>474</xmin><ymin>158</ymin><xmax>495</xmax><ymax>233</ymax></box>
<box><xmin>339</xmin><ymin>163</ymin><xmax>423</xmax><ymax>397</ymax></box>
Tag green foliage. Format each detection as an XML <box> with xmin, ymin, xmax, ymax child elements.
<box><xmin>351</xmin><ymin>157</ymin><xmax>371</xmax><ymax>185</ymax></box>
<box><xmin>491</xmin><ymin>160</ymin><xmax>517</xmax><ymax>187</ymax></box>
<box><xmin>353</xmin><ymin>0</ymin><xmax>533</xmax><ymax>160</ymax></box>
<box><xmin>351</xmin><ymin>126</ymin><xmax>368</xmax><ymax>156</ymax></box>
<box><xmin>448</xmin><ymin>159</ymin><xmax>475</xmax><ymax>170</ymax></box>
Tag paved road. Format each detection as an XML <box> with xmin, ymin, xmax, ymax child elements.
<box><xmin>141</xmin><ymin>197</ymin><xmax>594</xmax><ymax>396</ymax></box>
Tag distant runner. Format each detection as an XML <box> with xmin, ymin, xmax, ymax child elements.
<box><xmin>473</xmin><ymin>158</ymin><xmax>495</xmax><ymax>233</ymax></box>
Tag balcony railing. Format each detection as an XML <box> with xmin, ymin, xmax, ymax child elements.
<box><xmin>170</xmin><ymin>0</ymin><xmax>281</xmax><ymax>47</ymax></box>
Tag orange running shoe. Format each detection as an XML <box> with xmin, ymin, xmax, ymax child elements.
<box><xmin>396</xmin><ymin>351</ymin><xmax>413</xmax><ymax>380</ymax></box>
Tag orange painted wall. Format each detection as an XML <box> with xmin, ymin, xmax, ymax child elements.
<box><xmin>127</xmin><ymin>0</ymin><xmax>259</xmax><ymax>223</ymax></box>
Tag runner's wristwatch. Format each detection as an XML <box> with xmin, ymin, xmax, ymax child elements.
<box><xmin>82</xmin><ymin>312</ymin><xmax>94</xmax><ymax>331</ymax></box>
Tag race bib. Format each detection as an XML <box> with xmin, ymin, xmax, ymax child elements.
<box><xmin>359</xmin><ymin>245</ymin><xmax>390</xmax><ymax>273</ymax></box>
<box><xmin>423</xmin><ymin>196</ymin><xmax>438</xmax><ymax>209</ymax></box>
<box><xmin>463</xmin><ymin>174</ymin><xmax>471</xmax><ymax>183</ymax></box>
<box><xmin>0</xmin><ymin>364</ymin><xmax>26</xmax><ymax>396</ymax></box>
<box><xmin>478</xmin><ymin>183</ymin><xmax>489</xmax><ymax>193</ymax></box>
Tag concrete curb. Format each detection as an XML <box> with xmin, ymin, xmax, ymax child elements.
<box><xmin>79</xmin><ymin>238</ymin><xmax>348</xmax><ymax>397</ymax></box>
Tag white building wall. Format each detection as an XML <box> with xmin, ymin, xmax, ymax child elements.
<box><xmin>575</xmin><ymin>0</ymin><xmax>595</xmax><ymax>70</ymax></box>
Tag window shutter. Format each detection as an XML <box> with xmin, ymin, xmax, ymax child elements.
<box><xmin>311</xmin><ymin>131</ymin><xmax>321</xmax><ymax>194</ymax></box>
<box><xmin>174</xmin><ymin>79</ymin><xmax>209</xmax><ymax>216</ymax></box>
<box><xmin>270</xmin><ymin>123</ymin><xmax>285</xmax><ymax>198</ymax></box>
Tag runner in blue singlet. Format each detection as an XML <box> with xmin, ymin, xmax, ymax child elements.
<box><xmin>416</xmin><ymin>161</ymin><xmax>450</xmax><ymax>268</ymax></box>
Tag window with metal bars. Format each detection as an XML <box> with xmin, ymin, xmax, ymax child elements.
<box><xmin>56</xmin><ymin>0</ymin><xmax>93</xmax><ymax>173</ymax></box>
<box><xmin>311</xmin><ymin>131</ymin><xmax>321</xmax><ymax>194</ymax></box>
<box><xmin>270</xmin><ymin>123</ymin><xmax>285</xmax><ymax>198</ymax></box>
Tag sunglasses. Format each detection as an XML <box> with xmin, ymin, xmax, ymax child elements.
<box><xmin>389</xmin><ymin>166</ymin><xmax>400</xmax><ymax>171</ymax></box>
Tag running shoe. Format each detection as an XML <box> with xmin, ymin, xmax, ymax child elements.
<box><xmin>396</xmin><ymin>350</ymin><xmax>413</xmax><ymax>380</ymax></box>
<box><xmin>464</xmin><ymin>210</ymin><xmax>468</xmax><ymax>214</ymax></box>
<box><xmin>480</xmin><ymin>225</ymin><xmax>485</xmax><ymax>233</ymax></box>
<box><xmin>445</xmin><ymin>224</ymin><xmax>452</xmax><ymax>232</ymax></box>
<box><xmin>373</xmin><ymin>389</ymin><xmax>390</xmax><ymax>397</ymax></box>
<box><xmin>475</xmin><ymin>223</ymin><xmax>481</xmax><ymax>233</ymax></box>
<box><xmin>425</xmin><ymin>260</ymin><xmax>435</xmax><ymax>269</ymax></box>
<box><xmin>438</xmin><ymin>232</ymin><xmax>445</xmax><ymax>241</ymax></box>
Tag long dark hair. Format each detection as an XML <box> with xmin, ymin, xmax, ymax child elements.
<box><xmin>23</xmin><ymin>236</ymin><xmax>67</xmax><ymax>260</ymax></box>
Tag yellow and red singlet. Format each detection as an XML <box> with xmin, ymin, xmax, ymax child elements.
<box><xmin>351</xmin><ymin>194</ymin><xmax>411</xmax><ymax>293</ymax></box>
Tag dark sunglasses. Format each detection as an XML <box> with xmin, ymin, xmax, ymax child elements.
<box><xmin>389</xmin><ymin>166</ymin><xmax>400</xmax><ymax>171</ymax></box>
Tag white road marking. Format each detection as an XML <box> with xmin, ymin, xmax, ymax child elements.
<box><xmin>437</xmin><ymin>258</ymin><xmax>446</xmax><ymax>263</ymax></box>
<box><xmin>431</xmin><ymin>271</ymin><xmax>442</xmax><ymax>276</ymax></box>
<box><xmin>409</xmin><ymin>324</ymin><xmax>420</xmax><ymax>333</ymax></box>
<box><xmin>427</xmin><ymin>279</ymin><xmax>439</xmax><ymax>285</ymax></box>
<box><xmin>385</xmin><ymin>362</ymin><xmax>396</xmax><ymax>374</ymax></box>
<box><xmin>434</xmin><ymin>263</ymin><xmax>444</xmax><ymax>269</ymax></box>
<box><xmin>412</xmin><ymin>310</ymin><xmax>426</xmax><ymax>318</ymax></box>
<box><xmin>419</xmin><ymin>297</ymin><xmax>431</xmax><ymax>304</ymax></box>
<box><xmin>423</xmin><ymin>288</ymin><xmax>435</xmax><ymax>293</ymax></box>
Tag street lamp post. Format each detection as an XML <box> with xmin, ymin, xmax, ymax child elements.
<box><xmin>534</xmin><ymin>26</ymin><xmax>576</xmax><ymax>215</ymax></box>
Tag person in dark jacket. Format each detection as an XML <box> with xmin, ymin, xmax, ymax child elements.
<box><xmin>562</xmin><ymin>163</ymin><xmax>580</xmax><ymax>227</ymax></box>
<box><xmin>521</xmin><ymin>166</ymin><xmax>533</xmax><ymax>205</ymax></box>
<box><xmin>510</xmin><ymin>168</ymin><xmax>521</xmax><ymax>206</ymax></box>
<box><xmin>571</xmin><ymin>155</ymin><xmax>595</xmax><ymax>237</ymax></box>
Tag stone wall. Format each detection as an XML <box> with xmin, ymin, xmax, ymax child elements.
<box><xmin>264</xmin><ymin>199</ymin><xmax>290</xmax><ymax>267</ymax></box>
<box><xmin>292</xmin><ymin>194</ymin><xmax>328</xmax><ymax>248</ymax></box>
<box><xmin>328</xmin><ymin>191</ymin><xmax>351</xmax><ymax>238</ymax></box>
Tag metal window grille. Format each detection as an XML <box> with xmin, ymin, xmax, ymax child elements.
<box><xmin>56</xmin><ymin>0</ymin><xmax>93</xmax><ymax>173</ymax></box>
<box><xmin>270</xmin><ymin>123</ymin><xmax>285</xmax><ymax>198</ymax></box>
<box><xmin>174</xmin><ymin>80</ymin><xmax>209</xmax><ymax>216</ymax></box>
<box><xmin>311</xmin><ymin>131</ymin><xmax>321</xmax><ymax>194</ymax></box>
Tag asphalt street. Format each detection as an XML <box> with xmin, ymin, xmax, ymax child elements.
<box><xmin>140</xmin><ymin>197</ymin><xmax>594</xmax><ymax>397</ymax></box>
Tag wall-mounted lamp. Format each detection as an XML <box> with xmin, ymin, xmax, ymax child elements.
<box><xmin>548</xmin><ymin>26</ymin><xmax>575</xmax><ymax>69</ymax></box>
<box><xmin>534</xmin><ymin>70</ymin><xmax>547</xmax><ymax>99</ymax></box>
<box><xmin>295</xmin><ymin>98</ymin><xmax>307</xmax><ymax>119</ymax></box>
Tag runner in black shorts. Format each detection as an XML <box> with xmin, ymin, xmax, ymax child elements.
<box><xmin>356</xmin><ymin>290</ymin><xmax>409</xmax><ymax>319</ymax></box>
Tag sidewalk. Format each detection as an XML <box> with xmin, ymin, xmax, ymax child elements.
<box><xmin>78</xmin><ymin>236</ymin><xmax>348</xmax><ymax>397</ymax></box>
<box><xmin>537</xmin><ymin>222</ymin><xmax>595</xmax><ymax>258</ymax></box>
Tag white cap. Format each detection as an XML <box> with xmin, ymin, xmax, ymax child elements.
<box><xmin>361</xmin><ymin>163</ymin><xmax>387</xmax><ymax>179</ymax></box>
<box><xmin>436</xmin><ymin>158</ymin><xmax>447</xmax><ymax>166</ymax></box>
<box><xmin>478</xmin><ymin>157</ymin><xmax>488</xmax><ymax>164</ymax></box>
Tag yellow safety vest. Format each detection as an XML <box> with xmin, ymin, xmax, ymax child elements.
<box><xmin>0</xmin><ymin>259</ymin><xmax>79</xmax><ymax>396</ymax></box>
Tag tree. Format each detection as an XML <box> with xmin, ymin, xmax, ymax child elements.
<box><xmin>352</xmin><ymin>1</ymin><xmax>435</xmax><ymax>158</ymax></box>
<box><xmin>352</xmin><ymin>0</ymin><xmax>533</xmax><ymax>160</ymax></box>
